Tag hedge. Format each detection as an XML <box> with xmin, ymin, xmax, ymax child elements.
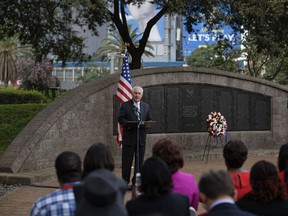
<box><xmin>0</xmin><ymin>104</ymin><xmax>47</xmax><ymax>155</ymax></box>
<box><xmin>0</xmin><ymin>88</ymin><xmax>47</xmax><ymax>104</ymax></box>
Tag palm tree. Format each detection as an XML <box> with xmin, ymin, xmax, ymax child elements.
<box><xmin>96</xmin><ymin>24</ymin><xmax>154</xmax><ymax>70</ymax></box>
<box><xmin>0</xmin><ymin>35</ymin><xmax>33</xmax><ymax>85</ymax></box>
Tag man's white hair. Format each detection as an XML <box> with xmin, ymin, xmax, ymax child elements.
<box><xmin>132</xmin><ymin>86</ymin><xmax>143</xmax><ymax>93</ymax></box>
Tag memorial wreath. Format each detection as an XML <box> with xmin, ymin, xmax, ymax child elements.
<box><xmin>206</xmin><ymin>111</ymin><xmax>227</xmax><ymax>137</ymax></box>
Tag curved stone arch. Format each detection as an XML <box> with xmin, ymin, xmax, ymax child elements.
<box><xmin>0</xmin><ymin>67</ymin><xmax>287</xmax><ymax>173</ymax></box>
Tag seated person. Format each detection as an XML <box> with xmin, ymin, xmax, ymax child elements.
<box><xmin>223</xmin><ymin>140</ymin><xmax>251</xmax><ymax>199</ymax></box>
<box><xmin>82</xmin><ymin>142</ymin><xmax>115</xmax><ymax>179</ymax></box>
<box><xmin>277</xmin><ymin>143</ymin><xmax>288</xmax><ymax>193</ymax></box>
<box><xmin>236</xmin><ymin>160</ymin><xmax>288</xmax><ymax>216</ymax></box>
<box><xmin>30</xmin><ymin>151</ymin><xmax>82</xmax><ymax>216</ymax></box>
<box><xmin>73</xmin><ymin>169</ymin><xmax>128</xmax><ymax>216</ymax></box>
<box><xmin>152</xmin><ymin>138</ymin><xmax>199</xmax><ymax>210</ymax></box>
<box><xmin>199</xmin><ymin>170</ymin><xmax>255</xmax><ymax>216</ymax></box>
<box><xmin>126</xmin><ymin>157</ymin><xmax>190</xmax><ymax>216</ymax></box>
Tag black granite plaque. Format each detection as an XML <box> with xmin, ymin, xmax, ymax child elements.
<box><xmin>165</xmin><ymin>85</ymin><xmax>180</xmax><ymax>132</ymax></box>
<box><xmin>113</xmin><ymin>84</ymin><xmax>271</xmax><ymax>134</ymax></box>
<box><xmin>216</xmin><ymin>87</ymin><xmax>234</xmax><ymax>130</ymax></box>
<box><xmin>200</xmin><ymin>85</ymin><xmax>215</xmax><ymax>131</ymax></box>
<box><xmin>235</xmin><ymin>91</ymin><xmax>251</xmax><ymax>130</ymax></box>
<box><xmin>251</xmin><ymin>94</ymin><xmax>271</xmax><ymax>130</ymax></box>
<box><xmin>180</xmin><ymin>85</ymin><xmax>200</xmax><ymax>132</ymax></box>
<box><xmin>142</xmin><ymin>86</ymin><xmax>164</xmax><ymax>133</ymax></box>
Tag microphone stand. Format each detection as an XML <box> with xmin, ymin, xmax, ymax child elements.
<box><xmin>134</xmin><ymin>107</ymin><xmax>142</xmax><ymax>196</ymax></box>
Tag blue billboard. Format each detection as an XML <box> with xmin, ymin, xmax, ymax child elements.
<box><xmin>182</xmin><ymin>22</ymin><xmax>240</xmax><ymax>55</ymax></box>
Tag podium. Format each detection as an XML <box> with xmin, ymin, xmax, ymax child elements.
<box><xmin>123</xmin><ymin>120</ymin><xmax>156</xmax><ymax>129</ymax></box>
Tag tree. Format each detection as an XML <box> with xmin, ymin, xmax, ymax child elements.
<box><xmin>96</xmin><ymin>24</ymin><xmax>154</xmax><ymax>70</ymax></box>
<box><xmin>0</xmin><ymin>0</ymin><xmax>110</xmax><ymax>63</ymax></box>
<box><xmin>17</xmin><ymin>58</ymin><xmax>60</xmax><ymax>96</ymax></box>
<box><xmin>216</xmin><ymin>0</ymin><xmax>288</xmax><ymax>82</ymax></box>
<box><xmin>101</xmin><ymin>0</ymin><xmax>218</xmax><ymax>69</ymax></box>
<box><xmin>186</xmin><ymin>43</ymin><xmax>241</xmax><ymax>72</ymax></box>
<box><xmin>0</xmin><ymin>35</ymin><xmax>33</xmax><ymax>85</ymax></box>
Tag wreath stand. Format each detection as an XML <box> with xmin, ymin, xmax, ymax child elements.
<box><xmin>201</xmin><ymin>134</ymin><xmax>225</xmax><ymax>163</ymax></box>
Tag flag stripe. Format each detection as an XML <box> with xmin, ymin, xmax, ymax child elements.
<box><xmin>116</xmin><ymin>88</ymin><xmax>132</xmax><ymax>103</ymax></box>
<box><xmin>116</xmin><ymin>53</ymin><xmax>133</xmax><ymax>146</ymax></box>
<box><xmin>118</xmin><ymin>78</ymin><xmax>133</xmax><ymax>96</ymax></box>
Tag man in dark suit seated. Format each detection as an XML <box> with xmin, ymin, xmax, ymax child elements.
<box><xmin>118</xmin><ymin>86</ymin><xmax>152</xmax><ymax>187</ymax></box>
<box><xmin>198</xmin><ymin>170</ymin><xmax>255</xmax><ymax>216</ymax></box>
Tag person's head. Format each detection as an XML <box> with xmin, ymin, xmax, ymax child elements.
<box><xmin>141</xmin><ymin>157</ymin><xmax>172</xmax><ymax>198</ymax></box>
<box><xmin>74</xmin><ymin>169</ymin><xmax>127</xmax><ymax>216</ymax></box>
<box><xmin>132</xmin><ymin>86</ymin><xmax>143</xmax><ymax>102</ymax></box>
<box><xmin>82</xmin><ymin>143</ymin><xmax>115</xmax><ymax>179</ymax></box>
<box><xmin>55</xmin><ymin>151</ymin><xmax>82</xmax><ymax>185</ymax></box>
<box><xmin>152</xmin><ymin>138</ymin><xmax>184</xmax><ymax>173</ymax></box>
<box><xmin>198</xmin><ymin>170</ymin><xmax>235</xmax><ymax>209</ymax></box>
<box><xmin>278</xmin><ymin>143</ymin><xmax>288</xmax><ymax>172</ymax></box>
<box><xmin>223</xmin><ymin>140</ymin><xmax>248</xmax><ymax>170</ymax></box>
<box><xmin>249</xmin><ymin>160</ymin><xmax>286</xmax><ymax>203</ymax></box>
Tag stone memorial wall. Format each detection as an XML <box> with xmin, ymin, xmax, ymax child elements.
<box><xmin>0</xmin><ymin>67</ymin><xmax>287</xmax><ymax>173</ymax></box>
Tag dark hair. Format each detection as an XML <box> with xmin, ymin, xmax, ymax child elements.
<box><xmin>82</xmin><ymin>143</ymin><xmax>115</xmax><ymax>179</ymax></box>
<box><xmin>249</xmin><ymin>160</ymin><xmax>286</xmax><ymax>203</ymax></box>
<box><xmin>223</xmin><ymin>140</ymin><xmax>248</xmax><ymax>169</ymax></box>
<box><xmin>55</xmin><ymin>151</ymin><xmax>82</xmax><ymax>184</ymax></box>
<box><xmin>141</xmin><ymin>157</ymin><xmax>172</xmax><ymax>198</ymax></box>
<box><xmin>198</xmin><ymin>170</ymin><xmax>235</xmax><ymax>200</ymax></box>
<box><xmin>278</xmin><ymin>143</ymin><xmax>288</xmax><ymax>186</ymax></box>
<box><xmin>152</xmin><ymin>138</ymin><xmax>184</xmax><ymax>173</ymax></box>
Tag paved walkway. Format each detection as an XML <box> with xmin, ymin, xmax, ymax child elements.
<box><xmin>0</xmin><ymin>153</ymin><xmax>279</xmax><ymax>216</ymax></box>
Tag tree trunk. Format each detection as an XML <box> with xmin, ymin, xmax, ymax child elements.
<box><xmin>129</xmin><ymin>51</ymin><xmax>142</xmax><ymax>70</ymax></box>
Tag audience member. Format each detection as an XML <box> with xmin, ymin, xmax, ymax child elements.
<box><xmin>30</xmin><ymin>151</ymin><xmax>82</xmax><ymax>216</ymax></box>
<box><xmin>126</xmin><ymin>157</ymin><xmax>190</xmax><ymax>216</ymax></box>
<box><xmin>82</xmin><ymin>142</ymin><xmax>114</xmax><ymax>179</ymax></box>
<box><xmin>199</xmin><ymin>170</ymin><xmax>255</xmax><ymax>216</ymax></box>
<box><xmin>278</xmin><ymin>143</ymin><xmax>288</xmax><ymax>193</ymax></box>
<box><xmin>73</xmin><ymin>169</ymin><xmax>128</xmax><ymax>216</ymax></box>
<box><xmin>236</xmin><ymin>160</ymin><xmax>288</xmax><ymax>216</ymax></box>
<box><xmin>223</xmin><ymin>140</ymin><xmax>251</xmax><ymax>199</ymax></box>
<box><xmin>152</xmin><ymin>138</ymin><xmax>199</xmax><ymax>210</ymax></box>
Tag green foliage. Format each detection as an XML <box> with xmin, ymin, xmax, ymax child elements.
<box><xmin>0</xmin><ymin>104</ymin><xmax>47</xmax><ymax>155</ymax></box>
<box><xmin>0</xmin><ymin>88</ymin><xmax>47</xmax><ymax>104</ymax></box>
<box><xmin>0</xmin><ymin>0</ymin><xmax>110</xmax><ymax>62</ymax></box>
<box><xmin>77</xmin><ymin>65</ymin><xmax>109</xmax><ymax>83</ymax></box>
<box><xmin>0</xmin><ymin>35</ymin><xmax>33</xmax><ymax>84</ymax></box>
<box><xmin>186</xmin><ymin>43</ymin><xmax>241</xmax><ymax>72</ymax></box>
<box><xmin>96</xmin><ymin>24</ymin><xmax>154</xmax><ymax>62</ymax></box>
<box><xmin>17</xmin><ymin>58</ymin><xmax>60</xmax><ymax>98</ymax></box>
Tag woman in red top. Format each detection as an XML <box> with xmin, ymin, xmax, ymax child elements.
<box><xmin>223</xmin><ymin>140</ymin><xmax>252</xmax><ymax>199</ymax></box>
<box><xmin>277</xmin><ymin>143</ymin><xmax>288</xmax><ymax>193</ymax></box>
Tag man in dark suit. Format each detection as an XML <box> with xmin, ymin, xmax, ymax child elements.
<box><xmin>198</xmin><ymin>170</ymin><xmax>256</xmax><ymax>216</ymax></box>
<box><xmin>118</xmin><ymin>86</ymin><xmax>152</xmax><ymax>186</ymax></box>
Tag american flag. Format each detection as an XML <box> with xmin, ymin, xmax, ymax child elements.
<box><xmin>116</xmin><ymin>53</ymin><xmax>132</xmax><ymax>146</ymax></box>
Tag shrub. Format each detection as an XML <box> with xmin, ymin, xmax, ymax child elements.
<box><xmin>0</xmin><ymin>88</ymin><xmax>47</xmax><ymax>104</ymax></box>
<box><xmin>0</xmin><ymin>104</ymin><xmax>47</xmax><ymax>155</ymax></box>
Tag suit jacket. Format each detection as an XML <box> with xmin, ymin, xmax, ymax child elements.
<box><xmin>118</xmin><ymin>100</ymin><xmax>152</xmax><ymax>146</ymax></box>
<box><xmin>237</xmin><ymin>196</ymin><xmax>288</xmax><ymax>216</ymax></box>
<box><xmin>126</xmin><ymin>193</ymin><xmax>190</xmax><ymax>216</ymax></box>
<box><xmin>206</xmin><ymin>203</ymin><xmax>256</xmax><ymax>216</ymax></box>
